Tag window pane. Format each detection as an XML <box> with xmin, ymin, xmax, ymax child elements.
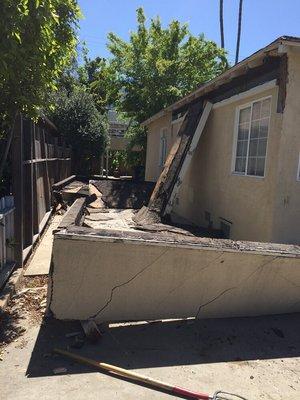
<box><xmin>239</xmin><ymin>107</ymin><xmax>251</xmax><ymax>124</ymax></box>
<box><xmin>250</xmin><ymin>120</ymin><xmax>259</xmax><ymax>138</ymax></box>
<box><xmin>235</xmin><ymin>157</ymin><xmax>246</xmax><ymax>173</ymax></box>
<box><xmin>249</xmin><ymin>139</ymin><xmax>258</xmax><ymax>157</ymax></box>
<box><xmin>259</xmin><ymin>118</ymin><xmax>269</xmax><ymax>138</ymax></box>
<box><xmin>238</xmin><ymin>123</ymin><xmax>249</xmax><ymax>140</ymax></box>
<box><xmin>255</xmin><ymin>158</ymin><xmax>265</xmax><ymax>176</ymax></box>
<box><xmin>252</xmin><ymin>101</ymin><xmax>261</xmax><ymax>120</ymax></box>
<box><xmin>257</xmin><ymin>139</ymin><xmax>267</xmax><ymax>156</ymax></box>
<box><xmin>247</xmin><ymin>157</ymin><xmax>256</xmax><ymax>175</ymax></box>
<box><xmin>236</xmin><ymin>140</ymin><xmax>248</xmax><ymax>157</ymax></box>
<box><xmin>261</xmin><ymin>98</ymin><xmax>271</xmax><ymax>117</ymax></box>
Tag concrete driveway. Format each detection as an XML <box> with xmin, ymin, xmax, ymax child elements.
<box><xmin>1</xmin><ymin>312</ymin><xmax>300</xmax><ymax>400</ymax></box>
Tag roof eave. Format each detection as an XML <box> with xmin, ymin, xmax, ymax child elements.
<box><xmin>141</xmin><ymin>36</ymin><xmax>298</xmax><ymax>127</ymax></box>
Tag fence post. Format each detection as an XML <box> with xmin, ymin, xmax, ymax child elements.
<box><xmin>23</xmin><ymin>119</ymin><xmax>34</xmax><ymax>248</ymax></box>
<box><xmin>11</xmin><ymin>113</ymin><xmax>24</xmax><ymax>267</ymax></box>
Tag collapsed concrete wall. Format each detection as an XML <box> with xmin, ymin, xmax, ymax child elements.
<box><xmin>49</xmin><ymin>225</ymin><xmax>300</xmax><ymax>323</ymax></box>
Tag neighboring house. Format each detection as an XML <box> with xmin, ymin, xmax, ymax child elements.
<box><xmin>101</xmin><ymin>109</ymin><xmax>129</xmax><ymax>177</ymax></box>
<box><xmin>143</xmin><ymin>36</ymin><xmax>300</xmax><ymax>244</ymax></box>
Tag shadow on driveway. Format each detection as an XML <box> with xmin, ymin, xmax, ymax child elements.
<box><xmin>26</xmin><ymin>313</ymin><xmax>300</xmax><ymax>379</ymax></box>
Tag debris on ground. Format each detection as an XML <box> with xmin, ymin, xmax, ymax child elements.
<box><xmin>80</xmin><ymin>320</ymin><xmax>102</xmax><ymax>343</ymax></box>
<box><xmin>53</xmin><ymin>367</ymin><xmax>68</xmax><ymax>375</ymax></box>
<box><xmin>0</xmin><ymin>276</ymin><xmax>48</xmax><ymax>357</ymax></box>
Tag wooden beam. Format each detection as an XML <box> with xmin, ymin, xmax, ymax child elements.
<box><xmin>11</xmin><ymin>114</ymin><xmax>24</xmax><ymax>266</ymax></box>
<box><xmin>133</xmin><ymin>100</ymin><xmax>205</xmax><ymax>224</ymax></box>
<box><xmin>164</xmin><ymin>102</ymin><xmax>212</xmax><ymax>216</ymax></box>
<box><xmin>277</xmin><ymin>54</ymin><xmax>288</xmax><ymax>113</ymax></box>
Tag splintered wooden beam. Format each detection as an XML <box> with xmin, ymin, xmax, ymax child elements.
<box><xmin>164</xmin><ymin>102</ymin><xmax>212</xmax><ymax>216</ymax></box>
<box><xmin>134</xmin><ymin>100</ymin><xmax>212</xmax><ymax>225</ymax></box>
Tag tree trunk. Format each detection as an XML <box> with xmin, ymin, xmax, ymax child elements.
<box><xmin>219</xmin><ymin>0</ymin><xmax>225</xmax><ymax>49</ymax></box>
<box><xmin>235</xmin><ymin>0</ymin><xmax>243</xmax><ymax>64</ymax></box>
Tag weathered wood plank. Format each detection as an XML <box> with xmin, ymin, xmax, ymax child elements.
<box><xmin>11</xmin><ymin>113</ymin><xmax>24</xmax><ymax>266</ymax></box>
<box><xmin>133</xmin><ymin>100</ymin><xmax>204</xmax><ymax>223</ymax></box>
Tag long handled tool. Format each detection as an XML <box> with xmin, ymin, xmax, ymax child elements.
<box><xmin>54</xmin><ymin>348</ymin><xmax>248</xmax><ymax>400</ymax></box>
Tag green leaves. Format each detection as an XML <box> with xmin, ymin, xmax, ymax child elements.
<box><xmin>48</xmin><ymin>88</ymin><xmax>107</xmax><ymax>174</ymax></box>
<box><xmin>101</xmin><ymin>7</ymin><xmax>228</xmax><ymax>124</ymax></box>
<box><xmin>0</xmin><ymin>0</ymin><xmax>81</xmax><ymax>127</ymax></box>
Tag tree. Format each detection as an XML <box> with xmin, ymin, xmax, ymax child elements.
<box><xmin>219</xmin><ymin>0</ymin><xmax>225</xmax><ymax>48</ymax></box>
<box><xmin>235</xmin><ymin>0</ymin><xmax>243</xmax><ymax>64</ymax></box>
<box><xmin>103</xmin><ymin>8</ymin><xmax>227</xmax><ymax>124</ymax></box>
<box><xmin>90</xmin><ymin>8</ymin><xmax>228</xmax><ymax>169</ymax></box>
<box><xmin>0</xmin><ymin>0</ymin><xmax>80</xmax><ymax>180</ymax></box>
<box><xmin>48</xmin><ymin>88</ymin><xmax>107</xmax><ymax>175</ymax></box>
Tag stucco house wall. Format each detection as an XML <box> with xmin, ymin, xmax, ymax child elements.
<box><xmin>144</xmin><ymin>51</ymin><xmax>300</xmax><ymax>243</ymax></box>
<box><xmin>271</xmin><ymin>48</ymin><xmax>300</xmax><ymax>243</ymax></box>
<box><xmin>145</xmin><ymin>113</ymin><xmax>183</xmax><ymax>181</ymax></box>
<box><xmin>173</xmin><ymin>86</ymin><xmax>282</xmax><ymax>243</ymax></box>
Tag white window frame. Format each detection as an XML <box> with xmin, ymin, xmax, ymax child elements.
<box><xmin>159</xmin><ymin>128</ymin><xmax>168</xmax><ymax>167</ymax></box>
<box><xmin>297</xmin><ymin>152</ymin><xmax>300</xmax><ymax>182</ymax></box>
<box><xmin>231</xmin><ymin>95</ymin><xmax>272</xmax><ymax>178</ymax></box>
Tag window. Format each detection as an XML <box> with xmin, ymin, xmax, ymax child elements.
<box><xmin>233</xmin><ymin>97</ymin><xmax>271</xmax><ymax>177</ymax></box>
<box><xmin>159</xmin><ymin>129</ymin><xmax>167</xmax><ymax>167</ymax></box>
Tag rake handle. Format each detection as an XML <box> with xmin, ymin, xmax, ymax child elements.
<box><xmin>54</xmin><ymin>348</ymin><xmax>210</xmax><ymax>399</ymax></box>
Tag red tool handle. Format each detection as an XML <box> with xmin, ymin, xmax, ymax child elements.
<box><xmin>173</xmin><ymin>386</ymin><xmax>210</xmax><ymax>399</ymax></box>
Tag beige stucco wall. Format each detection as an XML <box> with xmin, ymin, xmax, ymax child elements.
<box><xmin>145</xmin><ymin>113</ymin><xmax>183</xmax><ymax>181</ymax></box>
<box><xmin>50</xmin><ymin>232</ymin><xmax>300</xmax><ymax>323</ymax></box>
<box><xmin>173</xmin><ymin>87</ymin><xmax>282</xmax><ymax>242</ymax></box>
<box><xmin>271</xmin><ymin>48</ymin><xmax>300</xmax><ymax>243</ymax></box>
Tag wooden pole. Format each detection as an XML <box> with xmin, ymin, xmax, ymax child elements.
<box><xmin>106</xmin><ymin>148</ymin><xmax>109</xmax><ymax>178</ymax></box>
<box><xmin>54</xmin><ymin>348</ymin><xmax>211</xmax><ymax>399</ymax></box>
<box><xmin>11</xmin><ymin>113</ymin><xmax>24</xmax><ymax>266</ymax></box>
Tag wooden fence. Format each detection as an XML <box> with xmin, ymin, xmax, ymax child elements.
<box><xmin>11</xmin><ymin>114</ymin><xmax>72</xmax><ymax>266</ymax></box>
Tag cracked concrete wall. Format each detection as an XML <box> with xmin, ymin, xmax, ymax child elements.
<box><xmin>49</xmin><ymin>233</ymin><xmax>300</xmax><ymax>323</ymax></box>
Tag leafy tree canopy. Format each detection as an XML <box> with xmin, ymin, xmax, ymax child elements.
<box><xmin>98</xmin><ymin>7</ymin><xmax>228</xmax><ymax>123</ymax></box>
<box><xmin>0</xmin><ymin>0</ymin><xmax>81</xmax><ymax>129</ymax></box>
<box><xmin>48</xmin><ymin>88</ymin><xmax>107</xmax><ymax>175</ymax></box>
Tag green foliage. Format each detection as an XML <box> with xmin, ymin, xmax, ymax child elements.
<box><xmin>105</xmin><ymin>7</ymin><xmax>228</xmax><ymax>123</ymax></box>
<box><xmin>0</xmin><ymin>0</ymin><xmax>81</xmax><ymax>128</ymax></box>
<box><xmin>124</xmin><ymin>124</ymin><xmax>147</xmax><ymax>167</ymax></box>
<box><xmin>48</xmin><ymin>88</ymin><xmax>107</xmax><ymax>175</ymax></box>
<box><xmin>89</xmin><ymin>8</ymin><xmax>228</xmax><ymax>169</ymax></box>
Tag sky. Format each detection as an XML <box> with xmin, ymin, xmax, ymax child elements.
<box><xmin>77</xmin><ymin>0</ymin><xmax>300</xmax><ymax>64</ymax></box>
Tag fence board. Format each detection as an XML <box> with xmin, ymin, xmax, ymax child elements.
<box><xmin>9</xmin><ymin>114</ymin><xmax>72</xmax><ymax>267</ymax></box>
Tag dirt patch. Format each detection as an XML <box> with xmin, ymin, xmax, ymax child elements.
<box><xmin>0</xmin><ymin>276</ymin><xmax>48</xmax><ymax>358</ymax></box>
<box><xmin>91</xmin><ymin>179</ymin><xmax>155</xmax><ymax>209</ymax></box>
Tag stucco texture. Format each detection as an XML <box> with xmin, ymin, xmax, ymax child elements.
<box><xmin>173</xmin><ymin>87</ymin><xmax>282</xmax><ymax>243</ymax></box>
<box><xmin>145</xmin><ymin>113</ymin><xmax>183</xmax><ymax>181</ymax></box>
<box><xmin>50</xmin><ymin>233</ymin><xmax>300</xmax><ymax>323</ymax></box>
<box><xmin>144</xmin><ymin>57</ymin><xmax>300</xmax><ymax>243</ymax></box>
<box><xmin>271</xmin><ymin>48</ymin><xmax>300</xmax><ymax>243</ymax></box>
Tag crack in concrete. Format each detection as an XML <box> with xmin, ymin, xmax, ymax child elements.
<box><xmin>195</xmin><ymin>256</ymin><xmax>280</xmax><ymax>319</ymax></box>
<box><xmin>89</xmin><ymin>249</ymin><xmax>169</xmax><ymax>320</ymax></box>
<box><xmin>154</xmin><ymin>252</ymin><xmax>225</xmax><ymax>309</ymax></box>
<box><xmin>195</xmin><ymin>287</ymin><xmax>237</xmax><ymax>319</ymax></box>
